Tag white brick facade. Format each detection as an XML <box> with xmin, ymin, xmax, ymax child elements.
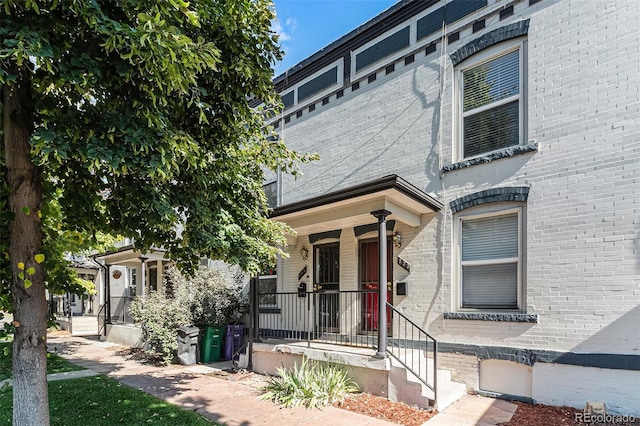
<box><xmin>270</xmin><ymin>0</ymin><xmax>640</xmax><ymax>415</ymax></box>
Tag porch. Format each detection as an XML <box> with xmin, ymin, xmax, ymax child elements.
<box><xmin>93</xmin><ymin>244</ymin><xmax>172</xmax><ymax>345</ymax></box>
<box><xmin>247</xmin><ymin>288</ymin><xmax>467</xmax><ymax>410</ymax></box>
<box><xmin>253</xmin><ymin>175</ymin><xmax>467</xmax><ymax>409</ymax></box>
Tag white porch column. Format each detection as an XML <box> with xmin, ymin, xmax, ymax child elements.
<box><xmin>139</xmin><ymin>257</ymin><xmax>148</xmax><ymax>296</ymax></box>
<box><xmin>157</xmin><ymin>260</ymin><xmax>163</xmax><ymax>293</ymax></box>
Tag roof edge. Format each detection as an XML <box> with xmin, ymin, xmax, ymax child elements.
<box><xmin>272</xmin><ymin>0</ymin><xmax>437</xmax><ymax>87</ymax></box>
<box><xmin>270</xmin><ymin>175</ymin><xmax>443</xmax><ymax>218</ymax></box>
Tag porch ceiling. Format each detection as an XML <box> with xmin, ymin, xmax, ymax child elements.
<box><xmin>93</xmin><ymin>245</ymin><xmax>167</xmax><ymax>267</ymax></box>
<box><xmin>270</xmin><ymin>175</ymin><xmax>442</xmax><ymax>235</ymax></box>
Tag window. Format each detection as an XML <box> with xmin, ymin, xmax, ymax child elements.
<box><xmin>259</xmin><ymin>265</ymin><xmax>277</xmax><ymax>306</ymax></box>
<box><xmin>459</xmin><ymin>45</ymin><xmax>523</xmax><ymax>159</ymax></box>
<box><xmin>128</xmin><ymin>268</ymin><xmax>137</xmax><ymax>297</ymax></box>
<box><xmin>458</xmin><ymin>209</ymin><xmax>522</xmax><ymax>309</ymax></box>
<box><xmin>263</xmin><ymin>180</ymin><xmax>277</xmax><ymax>209</ymax></box>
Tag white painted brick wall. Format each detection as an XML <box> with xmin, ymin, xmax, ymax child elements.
<box><xmin>276</xmin><ymin>0</ymin><xmax>640</xmax><ymax>355</ymax></box>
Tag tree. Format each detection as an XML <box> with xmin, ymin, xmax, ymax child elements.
<box><xmin>1</xmin><ymin>1</ymin><xmax>310</xmax><ymax>424</ymax></box>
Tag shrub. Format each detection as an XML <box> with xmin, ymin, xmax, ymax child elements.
<box><xmin>129</xmin><ymin>291</ymin><xmax>190</xmax><ymax>365</ymax></box>
<box><xmin>130</xmin><ymin>266</ymin><xmax>248</xmax><ymax>364</ymax></box>
<box><xmin>171</xmin><ymin>267</ymin><xmax>247</xmax><ymax>327</ymax></box>
<box><xmin>260</xmin><ymin>357</ymin><xmax>359</xmax><ymax>409</ymax></box>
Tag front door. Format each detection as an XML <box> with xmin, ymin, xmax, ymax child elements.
<box><xmin>359</xmin><ymin>238</ymin><xmax>392</xmax><ymax>333</ymax></box>
<box><xmin>314</xmin><ymin>242</ymin><xmax>340</xmax><ymax>333</ymax></box>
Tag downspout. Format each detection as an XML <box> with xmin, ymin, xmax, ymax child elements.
<box><xmin>248</xmin><ymin>275</ymin><xmax>260</xmax><ymax>370</ymax></box>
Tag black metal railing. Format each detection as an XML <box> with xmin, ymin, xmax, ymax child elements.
<box><xmin>109</xmin><ymin>296</ymin><xmax>134</xmax><ymax>324</ymax></box>
<box><xmin>97</xmin><ymin>303</ymin><xmax>107</xmax><ymax>336</ymax></box>
<box><xmin>253</xmin><ymin>289</ymin><xmax>439</xmax><ymax>407</ymax></box>
<box><xmin>387</xmin><ymin>303</ymin><xmax>438</xmax><ymax>407</ymax></box>
<box><xmin>257</xmin><ymin>289</ymin><xmax>387</xmax><ymax>347</ymax></box>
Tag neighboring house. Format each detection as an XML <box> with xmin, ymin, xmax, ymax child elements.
<box><xmin>93</xmin><ymin>239</ymin><xmax>174</xmax><ymax>346</ymax></box>
<box><xmin>67</xmin><ymin>257</ymin><xmax>100</xmax><ymax>316</ymax></box>
<box><xmin>50</xmin><ymin>256</ymin><xmax>102</xmax><ymax>335</ymax></box>
<box><xmin>250</xmin><ymin>0</ymin><xmax>640</xmax><ymax>416</ymax></box>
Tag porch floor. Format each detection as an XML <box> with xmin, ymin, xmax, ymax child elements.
<box><xmin>257</xmin><ymin>338</ymin><xmax>379</xmax><ymax>358</ymax></box>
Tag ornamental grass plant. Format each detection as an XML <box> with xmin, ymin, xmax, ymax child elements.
<box><xmin>260</xmin><ymin>357</ymin><xmax>359</xmax><ymax>409</ymax></box>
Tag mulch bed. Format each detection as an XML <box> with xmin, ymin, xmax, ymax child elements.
<box><xmin>499</xmin><ymin>401</ymin><xmax>640</xmax><ymax>426</ymax></box>
<box><xmin>335</xmin><ymin>393</ymin><xmax>436</xmax><ymax>426</ymax></box>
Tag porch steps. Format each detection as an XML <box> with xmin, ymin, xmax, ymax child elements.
<box><xmin>69</xmin><ymin>316</ymin><xmax>99</xmax><ymax>336</ymax></box>
<box><xmin>389</xmin><ymin>349</ymin><xmax>467</xmax><ymax>411</ymax></box>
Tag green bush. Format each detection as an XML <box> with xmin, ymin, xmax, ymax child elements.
<box><xmin>171</xmin><ymin>267</ymin><xmax>247</xmax><ymax>327</ymax></box>
<box><xmin>129</xmin><ymin>291</ymin><xmax>190</xmax><ymax>365</ymax></box>
<box><xmin>130</xmin><ymin>266</ymin><xmax>247</xmax><ymax>364</ymax></box>
<box><xmin>260</xmin><ymin>357</ymin><xmax>359</xmax><ymax>409</ymax></box>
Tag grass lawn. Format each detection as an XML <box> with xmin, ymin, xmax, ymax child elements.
<box><xmin>0</xmin><ymin>375</ymin><xmax>218</xmax><ymax>425</ymax></box>
<box><xmin>0</xmin><ymin>341</ymin><xmax>84</xmax><ymax>382</ymax></box>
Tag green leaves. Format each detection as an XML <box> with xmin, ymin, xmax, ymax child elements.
<box><xmin>2</xmin><ymin>0</ymin><xmax>314</xmax><ymax>308</ymax></box>
<box><xmin>260</xmin><ymin>357</ymin><xmax>359</xmax><ymax>409</ymax></box>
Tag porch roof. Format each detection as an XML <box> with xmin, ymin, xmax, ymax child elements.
<box><xmin>270</xmin><ymin>175</ymin><xmax>442</xmax><ymax>235</ymax></box>
<box><xmin>93</xmin><ymin>245</ymin><xmax>167</xmax><ymax>267</ymax></box>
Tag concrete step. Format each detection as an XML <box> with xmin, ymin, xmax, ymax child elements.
<box><xmin>388</xmin><ymin>349</ymin><xmax>467</xmax><ymax>411</ymax></box>
<box><xmin>237</xmin><ymin>351</ymin><xmax>249</xmax><ymax>369</ymax></box>
<box><xmin>69</xmin><ymin>317</ymin><xmax>99</xmax><ymax>336</ymax></box>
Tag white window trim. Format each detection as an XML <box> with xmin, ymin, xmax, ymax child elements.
<box><xmin>454</xmin><ymin>39</ymin><xmax>526</xmax><ymax>162</ymax></box>
<box><xmin>453</xmin><ymin>205</ymin><xmax>525</xmax><ymax>311</ymax></box>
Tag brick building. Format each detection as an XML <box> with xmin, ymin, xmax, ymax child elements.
<box><xmin>251</xmin><ymin>0</ymin><xmax>639</xmax><ymax>415</ymax></box>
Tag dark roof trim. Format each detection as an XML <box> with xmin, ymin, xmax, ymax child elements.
<box><xmin>309</xmin><ymin>229</ymin><xmax>342</xmax><ymax>244</ymax></box>
<box><xmin>273</xmin><ymin>0</ymin><xmax>440</xmax><ymax>91</ymax></box>
<box><xmin>354</xmin><ymin>220</ymin><xmax>396</xmax><ymax>237</ymax></box>
<box><xmin>271</xmin><ymin>175</ymin><xmax>443</xmax><ymax>218</ymax></box>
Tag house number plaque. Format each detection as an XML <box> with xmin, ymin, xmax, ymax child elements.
<box><xmin>397</xmin><ymin>256</ymin><xmax>411</xmax><ymax>273</ymax></box>
<box><xmin>298</xmin><ymin>265</ymin><xmax>307</xmax><ymax>281</ymax></box>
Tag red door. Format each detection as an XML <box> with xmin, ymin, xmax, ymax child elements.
<box><xmin>359</xmin><ymin>238</ymin><xmax>392</xmax><ymax>332</ymax></box>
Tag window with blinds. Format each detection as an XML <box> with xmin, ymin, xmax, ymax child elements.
<box><xmin>461</xmin><ymin>48</ymin><xmax>521</xmax><ymax>159</ymax></box>
<box><xmin>460</xmin><ymin>212</ymin><xmax>520</xmax><ymax>309</ymax></box>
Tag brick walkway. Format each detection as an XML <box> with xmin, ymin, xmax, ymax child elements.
<box><xmin>47</xmin><ymin>333</ymin><xmax>396</xmax><ymax>426</ymax></box>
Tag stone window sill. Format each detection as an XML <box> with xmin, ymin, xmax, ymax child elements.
<box><xmin>442</xmin><ymin>142</ymin><xmax>538</xmax><ymax>174</ymax></box>
<box><xmin>443</xmin><ymin>312</ymin><xmax>538</xmax><ymax>323</ymax></box>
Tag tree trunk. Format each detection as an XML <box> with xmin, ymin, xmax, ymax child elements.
<box><xmin>3</xmin><ymin>66</ymin><xmax>50</xmax><ymax>425</ymax></box>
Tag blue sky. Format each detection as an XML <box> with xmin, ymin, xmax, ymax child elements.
<box><xmin>271</xmin><ymin>0</ymin><xmax>398</xmax><ymax>76</ymax></box>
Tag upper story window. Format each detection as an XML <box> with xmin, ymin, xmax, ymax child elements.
<box><xmin>263</xmin><ymin>180</ymin><xmax>278</xmax><ymax>209</ymax></box>
<box><xmin>458</xmin><ymin>43</ymin><xmax>524</xmax><ymax>160</ymax></box>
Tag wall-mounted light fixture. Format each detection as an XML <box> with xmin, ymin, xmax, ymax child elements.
<box><xmin>300</xmin><ymin>246</ymin><xmax>309</xmax><ymax>261</ymax></box>
<box><xmin>392</xmin><ymin>231</ymin><xmax>402</xmax><ymax>248</ymax></box>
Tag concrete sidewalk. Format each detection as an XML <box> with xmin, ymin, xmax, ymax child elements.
<box><xmin>46</xmin><ymin>333</ymin><xmax>517</xmax><ymax>426</ymax></box>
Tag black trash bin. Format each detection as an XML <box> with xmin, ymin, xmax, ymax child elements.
<box><xmin>177</xmin><ymin>325</ymin><xmax>200</xmax><ymax>366</ymax></box>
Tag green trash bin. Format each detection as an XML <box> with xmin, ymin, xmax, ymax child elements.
<box><xmin>201</xmin><ymin>325</ymin><xmax>224</xmax><ymax>363</ymax></box>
